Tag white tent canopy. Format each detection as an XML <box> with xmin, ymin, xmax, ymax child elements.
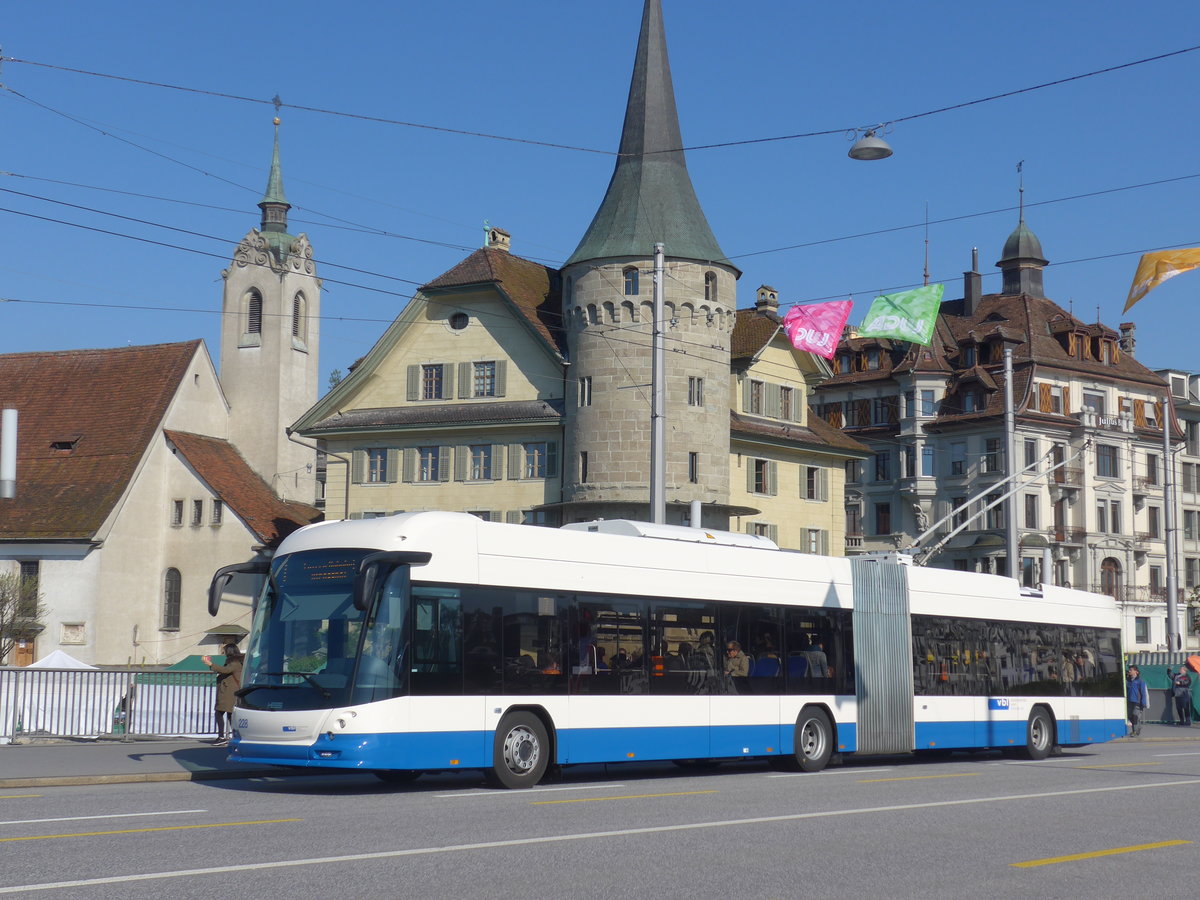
<box><xmin>27</xmin><ymin>649</ymin><xmax>96</xmax><ymax>669</ymax></box>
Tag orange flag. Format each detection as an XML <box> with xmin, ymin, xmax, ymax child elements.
<box><xmin>1124</xmin><ymin>247</ymin><xmax>1200</xmax><ymax>312</ymax></box>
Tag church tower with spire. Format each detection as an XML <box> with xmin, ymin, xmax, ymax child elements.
<box><xmin>219</xmin><ymin>119</ymin><xmax>321</xmax><ymax>503</ymax></box>
<box><xmin>560</xmin><ymin>0</ymin><xmax>738</xmax><ymax>525</ymax></box>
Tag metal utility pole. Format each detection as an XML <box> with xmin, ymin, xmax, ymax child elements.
<box><xmin>1165</xmin><ymin>401</ymin><xmax>1180</xmax><ymax>650</ymax></box>
<box><xmin>650</xmin><ymin>243</ymin><xmax>666</xmax><ymax>524</ymax></box>
<box><xmin>1004</xmin><ymin>349</ymin><xmax>1019</xmax><ymax>578</ymax></box>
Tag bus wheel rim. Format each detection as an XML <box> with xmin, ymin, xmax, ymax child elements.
<box><xmin>800</xmin><ymin>719</ymin><xmax>824</xmax><ymax>758</ymax></box>
<box><xmin>503</xmin><ymin>726</ymin><xmax>539</xmax><ymax>773</ymax></box>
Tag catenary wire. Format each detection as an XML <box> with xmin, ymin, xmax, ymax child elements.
<box><xmin>5</xmin><ymin>44</ymin><xmax>1198</xmax><ymax>155</ymax></box>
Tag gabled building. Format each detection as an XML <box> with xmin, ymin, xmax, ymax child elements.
<box><xmin>0</xmin><ymin>343</ymin><xmax>317</xmax><ymax>665</ymax></box>
<box><xmin>0</xmin><ymin>125</ymin><xmax>321</xmax><ymax>665</ymax></box>
<box><xmin>813</xmin><ymin>219</ymin><xmax>1182</xmax><ymax>650</ymax></box>
<box><xmin>291</xmin><ymin>229</ymin><xmax>567</xmax><ymax>525</ymax></box>
<box><xmin>291</xmin><ymin>0</ymin><xmax>866</xmax><ymax>546</ymax></box>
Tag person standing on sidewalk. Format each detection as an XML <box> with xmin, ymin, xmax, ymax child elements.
<box><xmin>202</xmin><ymin>643</ymin><xmax>244</xmax><ymax>745</ymax></box>
<box><xmin>1172</xmin><ymin>666</ymin><xmax>1193</xmax><ymax>726</ymax></box>
<box><xmin>1127</xmin><ymin>666</ymin><xmax>1149</xmax><ymax>736</ymax></box>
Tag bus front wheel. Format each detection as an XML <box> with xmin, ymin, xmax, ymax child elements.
<box><xmin>794</xmin><ymin>707</ymin><xmax>834</xmax><ymax>772</ymax></box>
<box><xmin>489</xmin><ymin>712</ymin><xmax>550</xmax><ymax>789</ymax></box>
<box><xmin>1024</xmin><ymin>707</ymin><xmax>1055</xmax><ymax>761</ymax></box>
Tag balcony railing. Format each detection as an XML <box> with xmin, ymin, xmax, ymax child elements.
<box><xmin>1090</xmin><ymin>585</ymin><xmax>1187</xmax><ymax>604</ymax></box>
<box><xmin>1076</xmin><ymin>410</ymin><xmax>1134</xmax><ymax>433</ymax></box>
<box><xmin>1133</xmin><ymin>476</ymin><xmax>1160</xmax><ymax>494</ymax></box>
<box><xmin>845</xmin><ymin>533</ymin><xmax>864</xmax><ymax>551</ymax></box>
<box><xmin>1051</xmin><ymin>527</ymin><xmax>1087</xmax><ymax>544</ymax></box>
<box><xmin>1052</xmin><ymin>466</ymin><xmax>1083</xmax><ymax>486</ymax></box>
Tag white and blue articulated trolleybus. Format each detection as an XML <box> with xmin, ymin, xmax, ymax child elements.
<box><xmin>208</xmin><ymin>511</ymin><xmax>1126</xmax><ymax>788</ymax></box>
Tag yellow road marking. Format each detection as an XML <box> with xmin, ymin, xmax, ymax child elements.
<box><xmin>859</xmin><ymin>773</ymin><xmax>979</xmax><ymax>783</ymax></box>
<box><xmin>1074</xmin><ymin>762</ymin><xmax>1160</xmax><ymax>769</ymax></box>
<box><xmin>1012</xmin><ymin>840</ymin><xmax>1190</xmax><ymax>868</ymax></box>
<box><xmin>0</xmin><ymin>818</ymin><xmax>301</xmax><ymax>843</ymax></box>
<box><xmin>0</xmin><ymin>795</ymin><xmax>42</xmax><ymax>800</ymax></box>
<box><xmin>532</xmin><ymin>790</ymin><xmax>717</xmax><ymax>805</ymax></box>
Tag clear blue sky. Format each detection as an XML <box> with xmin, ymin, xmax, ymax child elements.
<box><xmin>3</xmin><ymin>0</ymin><xmax>1199</xmax><ymax>391</ymax></box>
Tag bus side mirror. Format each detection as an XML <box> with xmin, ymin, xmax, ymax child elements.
<box><xmin>209</xmin><ymin>561</ymin><xmax>270</xmax><ymax>616</ymax></box>
<box><xmin>352</xmin><ymin>551</ymin><xmax>432</xmax><ymax>612</ymax></box>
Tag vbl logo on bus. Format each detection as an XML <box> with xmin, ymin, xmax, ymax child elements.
<box><xmin>987</xmin><ymin>698</ymin><xmax>1010</xmax><ymax>710</ymax></box>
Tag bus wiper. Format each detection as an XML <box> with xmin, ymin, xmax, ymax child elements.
<box><xmin>236</xmin><ymin>672</ymin><xmax>332</xmax><ymax>699</ymax></box>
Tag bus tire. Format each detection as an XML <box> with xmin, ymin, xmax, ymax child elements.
<box><xmin>489</xmin><ymin>711</ymin><xmax>550</xmax><ymax>789</ymax></box>
<box><xmin>374</xmin><ymin>769</ymin><xmax>421</xmax><ymax>784</ymax></box>
<box><xmin>1024</xmin><ymin>706</ymin><xmax>1055</xmax><ymax>761</ymax></box>
<box><xmin>794</xmin><ymin>707</ymin><xmax>834</xmax><ymax>773</ymax></box>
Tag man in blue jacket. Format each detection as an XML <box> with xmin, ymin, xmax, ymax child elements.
<box><xmin>1127</xmin><ymin>666</ymin><xmax>1149</xmax><ymax>736</ymax></box>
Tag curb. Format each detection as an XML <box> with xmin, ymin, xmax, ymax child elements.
<box><xmin>0</xmin><ymin>769</ymin><xmax>286</xmax><ymax>789</ymax></box>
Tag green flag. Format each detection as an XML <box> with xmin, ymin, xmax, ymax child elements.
<box><xmin>858</xmin><ymin>284</ymin><xmax>944</xmax><ymax>344</ymax></box>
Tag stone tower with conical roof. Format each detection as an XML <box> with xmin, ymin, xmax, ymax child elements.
<box><xmin>559</xmin><ymin>0</ymin><xmax>738</xmax><ymax>525</ymax></box>
<box><xmin>219</xmin><ymin>120</ymin><xmax>321</xmax><ymax>504</ymax></box>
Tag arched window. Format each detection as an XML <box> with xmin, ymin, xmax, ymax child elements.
<box><xmin>587</xmin><ymin>304</ymin><xmax>600</xmax><ymax>325</ymax></box>
<box><xmin>1100</xmin><ymin>557</ymin><xmax>1122</xmax><ymax>599</ymax></box>
<box><xmin>603</xmin><ymin>301</ymin><xmax>617</xmax><ymax>323</ymax></box>
<box><xmin>704</xmin><ymin>271</ymin><xmax>717</xmax><ymax>303</ymax></box>
<box><xmin>292</xmin><ymin>292</ymin><xmax>306</xmax><ymax>339</ymax></box>
<box><xmin>623</xmin><ymin>266</ymin><xmax>640</xmax><ymax>296</ymax></box>
<box><xmin>246</xmin><ymin>289</ymin><xmax>263</xmax><ymax>335</ymax></box>
<box><xmin>621</xmin><ymin>300</ymin><xmax>637</xmax><ymax>322</ymax></box>
<box><xmin>162</xmin><ymin>568</ymin><xmax>181</xmax><ymax>630</ymax></box>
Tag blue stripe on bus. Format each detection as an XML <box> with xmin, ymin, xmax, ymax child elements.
<box><xmin>914</xmin><ymin>718</ymin><xmax>1126</xmax><ymax>750</ymax></box>
<box><xmin>229</xmin><ymin>717</ymin><xmax>1124</xmax><ymax>772</ymax></box>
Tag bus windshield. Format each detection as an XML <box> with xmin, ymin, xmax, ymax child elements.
<box><xmin>240</xmin><ymin>547</ymin><xmax>410</xmax><ymax>711</ymax></box>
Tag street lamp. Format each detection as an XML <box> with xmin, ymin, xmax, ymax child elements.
<box><xmin>848</xmin><ymin>126</ymin><xmax>894</xmax><ymax>161</ymax></box>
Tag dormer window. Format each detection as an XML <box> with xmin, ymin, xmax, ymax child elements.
<box><xmin>866</xmin><ymin>348</ymin><xmax>880</xmax><ymax>370</ymax></box>
<box><xmin>962</xmin><ymin>345</ymin><xmax>976</xmax><ymax>366</ymax></box>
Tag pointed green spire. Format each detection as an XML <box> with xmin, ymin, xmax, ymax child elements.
<box><xmin>566</xmin><ymin>0</ymin><xmax>730</xmax><ymax>269</ymax></box>
<box><xmin>258</xmin><ymin>118</ymin><xmax>291</xmax><ymax>235</ymax></box>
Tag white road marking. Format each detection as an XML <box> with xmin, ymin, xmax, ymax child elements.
<box><xmin>7</xmin><ymin>780</ymin><xmax>1200</xmax><ymax>893</ymax></box>
<box><xmin>0</xmin><ymin>809</ymin><xmax>205</xmax><ymax>827</ymax></box>
<box><xmin>436</xmin><ymin>783</ymin><xmax>625</xmax><ymax>798</ymax></box>
<box><xmin>1154</xmin><ymin>752</ymin><xmax>1200</xmax><ymax>757</ymax></box>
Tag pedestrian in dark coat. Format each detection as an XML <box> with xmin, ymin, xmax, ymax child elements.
<box><xmin>202</xmin><ymin>643</ymin><xmax>244</xmax><ymax>744</ymax></box>
<box><xmin>1172</xmin><ymin>666</ymin><xmax>1193</xmax><ymax>726</ymax></box>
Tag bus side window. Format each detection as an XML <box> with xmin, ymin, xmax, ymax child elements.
<box><xmin>411</xmin><ymin>589</ymin><xmax>463</xmax><ymax>695</ymax></box>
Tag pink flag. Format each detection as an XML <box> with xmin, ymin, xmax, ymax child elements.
<box><xmin>782</xmin><ymin>300</ymin><xmax>853</xmax><ymax>360</ymax></box>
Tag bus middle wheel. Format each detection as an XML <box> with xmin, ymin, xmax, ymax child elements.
<box><xmin>489</xmin><ymin>711</ymin><xmax>550</xmax><ymax>789</ymax></box>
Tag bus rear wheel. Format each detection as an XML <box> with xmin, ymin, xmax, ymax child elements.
<box><xmin>794</xmin><ymin>707</ymin><xmax>833</xmax><ymax>772</ymax></box>
<box><xmin>489</xmin><ymin>712</ymin><xmax>550</xmax><ymax>789</ymax></box>
<box><xmin>1024</xmin><ymin>707</ymin><xmax>1055</xmax><ymax>761</ymax></box>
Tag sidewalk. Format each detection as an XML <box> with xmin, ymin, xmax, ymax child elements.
<box><xmin>3</xmin><ymin>722</ymin><xmax>1199</xmax><ymax>789</ymax></box>
<box><xmin>0</xmin><ymin>736</ymin><xmax>294</xmax><ymax>788</ymax></box>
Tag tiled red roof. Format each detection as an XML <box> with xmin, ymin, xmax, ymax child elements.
<box><xmin>730</xmin><ymin>409</ymin><xmax>870</xmax><ymax>456</ymax></box>
<box><xmin>0</xmin><ymin>342</ymin><xmax>201</xmax><ymax>540</ymax></box>
<box><xmin>422</xmin><ymin>247</ymin><xmax>564</xmax><ymax>354</ymax></box>
<box><xmin>731</xmin><ymin>309</ymin><xmax>781</xmax><ymax>361</ymax></box>
<box><xmin>164</xmin><ymin>431</ymin><xmax>320</xmax><ymax>545</ymax></box>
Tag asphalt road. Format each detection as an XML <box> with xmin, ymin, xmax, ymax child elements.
<box><xmin>2</xmin><ymin>738</ymin><xmax>1198</xmax><ymax>899</ymax></box>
